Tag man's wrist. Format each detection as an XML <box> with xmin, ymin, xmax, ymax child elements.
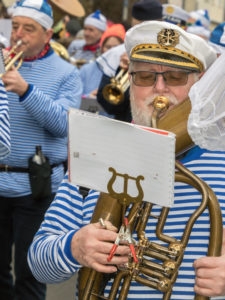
<box><xmin>19</xmin><ymin>83</ymin><xmax>30</xmax><ymax>97</ymax></box>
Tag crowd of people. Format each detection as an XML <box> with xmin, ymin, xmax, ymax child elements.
<box><xmin>0</xmin><ymin>0</ymin><xmax>225</xmax><ymax>300</ymax></box>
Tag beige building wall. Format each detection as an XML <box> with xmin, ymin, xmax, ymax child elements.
<box><xmin>168</xmin><ymin>0</ymin><xmax>225</xmax><ymax>25</ymax></box>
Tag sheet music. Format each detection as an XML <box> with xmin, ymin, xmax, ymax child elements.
<box><xmin>68</xmin><ymin>108</ymin><xmax>176</xmax><ymax>207</ymax></box>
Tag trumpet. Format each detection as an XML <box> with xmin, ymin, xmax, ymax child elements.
<box><xmin>0</xmin><ymin>40</ymin><xmax>23</xmax><ymax>78</ymax></box>
<box><xmin>102</xmin><ymin>68</ymin><xmax>130</xmax><ymax>105</ymax></box>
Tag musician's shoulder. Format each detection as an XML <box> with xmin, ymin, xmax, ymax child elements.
<box><xmin>68</xmin><ymin>39</ymin><xmax>85</xmax><ymax>53</ymax></box>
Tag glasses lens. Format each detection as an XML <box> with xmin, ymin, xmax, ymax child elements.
<box><xmin>131</xmin><ymin>71</ymin><xmax>191</xmax><ymax>87</ymax></box>
<box><xmin>132</xmin><ymin>71</ymin><xmax>155</xmax><ymax>86</ymax></box>
<box><xmin>164</xmin><ymin>71</ymin><xmax>189</xmax><ymax>86</ymax></box>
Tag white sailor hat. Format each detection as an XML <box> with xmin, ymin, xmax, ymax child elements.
<box><xmin>84</xmin><ymin>10</ymin><xmax>107</xmax><ymax>32</ymax></box>
<box><xmin>12</xmin><ymin>0</ymin><xmax>53</xmax><ymax>29</ymax></box>
<box><xmin>125</xmin><ymin>20</ymin><xmax>217</xmax><ymax>72</ymax></box>
<box><xmin>162</xmin><ymin>4</ymin><xmax>190</xmax><ymax>26</ymax></box>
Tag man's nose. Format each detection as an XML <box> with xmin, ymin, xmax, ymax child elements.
<box><xmin>153</xmin><ymin>74</ymin><xmax>169</xmax><ymax>91</ymax></box>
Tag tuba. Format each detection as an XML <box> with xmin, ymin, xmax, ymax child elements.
<box><xmin>78</xmin><ymin>96</ymin><xmax>223</xmax><ymax>300</ymax></box>
<box><xmin>50</xmin><ymin>40</ymin><xmax>70</xmax><ymax>62</ymax></box>
<box><xmin>102</xmin><ymin>69</ymin><xmax>130</xmax><ymax>105</ymax></box>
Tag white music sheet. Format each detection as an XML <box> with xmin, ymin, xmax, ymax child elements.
<box><xmin>68</xmin><ymin>108</ymin><xmax>176</xmax><ymax>207</ymax></box>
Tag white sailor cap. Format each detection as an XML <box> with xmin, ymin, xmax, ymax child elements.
<box><xmin>162</xmin><ymin>4</ymin><xmax>190</xmax><ymax>26</ymax></box>
<box><xmin>125</xmin><ymin>20</ymin><xmax>217</xmax><ymax>72</ymax></box>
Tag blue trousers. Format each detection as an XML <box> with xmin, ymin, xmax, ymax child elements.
<box><xmin>0</xmin><ymin>194</ymin><xmax>54</xmax><ymax>300</ymax></box>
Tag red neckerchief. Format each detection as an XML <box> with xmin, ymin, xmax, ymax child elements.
<box><xmin>23</xmin><ymin>43</ymin><xmax>50</xmax><ymax>61</ymax></box>
<box><xmin>7</xmin><ymin>43</ymin><xmax>50</xmax><ymax>62</ymax></box>
<box><xmin>83</xmin><ymin>42</ymin><xmax>100</xmax><ymax>52</ymax></box>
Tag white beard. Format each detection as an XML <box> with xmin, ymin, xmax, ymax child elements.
<box><xmin>130</xmin><ymin>98</ymin><xmax>152</xmax><ymax>127</ymax></box>
<box><xmin>130</xmin><ymin>87</ymin><xmax>179</xmax><ymax>127</ymax></box>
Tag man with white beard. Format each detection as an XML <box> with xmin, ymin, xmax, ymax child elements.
<box><xmin>28</xmin><ymin>21</ymin><xmax>225</xmax><ymax>299</ymax></box>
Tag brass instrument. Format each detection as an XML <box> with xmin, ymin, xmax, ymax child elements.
<box><xmin>78</xmin><ymin>96</ymin><xmax>223</xmax><ymax>300</ymax></box>
<box><xmin>69</xmin><ymin>57</ymin><xmax>87</xmax><ymax>68</ymax></box>
<box><xmin>50</xmin><ymin>40</ymin><xmax>70</xmax><ymax>62</ymax></box>
<box><xmin>102</xmin><ymin>69</ymin><xmax>130</xmax><ymax>105</ymax></box>
<box><xmin>50</xmin><ymin>41</ymin><xmax>87</xmax><ymax>66</ymax></box>
<box><xmin>0</xmin><ymin>40</ymin><xmax>23</xmax><ymax>78</ymax></box>
<box><xmin>156</xmin><ymin>97</ymin><xmax>194</xmax><ymax>156</ymax></box>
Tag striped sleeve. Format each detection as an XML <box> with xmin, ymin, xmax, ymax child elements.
<box><xmin>0</xmin><ymin>81</ymin><xmax>10</xmax><ymax>159</ymax></box>
<box><xmin>27</xmin><ymin>173</ymin><xmax>99</xmax><ymax>283</ymax></box>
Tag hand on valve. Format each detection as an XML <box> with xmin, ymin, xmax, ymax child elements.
<box><xmin>119</xmin><ymin>52</ymin><xmax>129</xmax><ymax>71</ymax></box>
<box><xmin>70</xmin><ymin>219</ymin><xmax>131</xmax><ymax>273</ymax></box>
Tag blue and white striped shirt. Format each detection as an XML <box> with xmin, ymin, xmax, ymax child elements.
<box><xmin>0</xmin><ymin>80</ymin><xmax>10</xmax><ymax>159</ymax></box>
<box><xmin>0</xmin><ymin>48</ymin><xmax>82</xmax><ymax>197</ymax></box>
<box><xmin>28</xmin><ymin>146</ymin><xmax>225</xmax><ymax>299</ymax></box>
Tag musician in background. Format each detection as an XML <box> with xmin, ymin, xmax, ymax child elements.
<box><xmin>57</xmin><ymin>17</ymin><xmax>82</xmax><ymax>49</ymax></box>
<box><xmin>80</xmin><ymin>23</ymin><xmax>126</xmax><ymax>103</ymax></box>
<box><xmin>27</xmin><ymin>21</ymin><xmax>225</xmax><ymax>299</ymax></box>
<box><xmin>68</xmin><ymin>10</ymin><xmax>107</xmax><ymax>66</ymax></box>
<box><xmin>186</xmin><ymin>9</ymin><xmax>211</xmax><ymax>41</ymax></box>
<box><xmin>0</xmin><ymin>0</ymin><xmax>82</xmax><ymax>299</ymax></box>
<box><xmin>97</xmin><ymin>0</ymin><xmax>163</xmax><ymax>122</ymax></box>
<box><xmin>162</xmin><ymin>4</ymin><xmax>191</xmax><ymax>29</ymax></box>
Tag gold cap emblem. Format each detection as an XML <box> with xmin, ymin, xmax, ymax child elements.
<box><xmin>157</xmin><ymin>29</ymin><xmax>179</xmax><ymax>47</ymax></box>
<box><xmin>166</xmin><ymin>6</ymin><xmax>175</xmax><ymax>14</ymax></box>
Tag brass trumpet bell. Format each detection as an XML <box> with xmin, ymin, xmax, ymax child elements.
<box><xmin>102</xmin><ymin>69</ymin><xmax>130</xmax><ymax>105</ymax></box>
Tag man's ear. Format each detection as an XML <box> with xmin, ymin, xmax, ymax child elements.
<box><xmin>45</xmin><ymin>28</ymin><xmax>53</xmax><ymax>44</ymax></box>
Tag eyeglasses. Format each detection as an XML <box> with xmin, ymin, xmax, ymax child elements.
<box><xmin>130</xmin><ymin>70</ymin><xmax>194</xmax><ymax>87</ymax></box>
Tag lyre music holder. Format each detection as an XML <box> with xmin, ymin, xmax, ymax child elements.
<box><xmin>107</xmin><ymin>167</ymin><xmax>144</xmax><ymax>206</ymax></box>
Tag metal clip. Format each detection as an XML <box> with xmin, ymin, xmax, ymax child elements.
<box><xmin>107</xmin><ymin>217</ymin><xmax>138</xmax><ymax>263</ymax></box>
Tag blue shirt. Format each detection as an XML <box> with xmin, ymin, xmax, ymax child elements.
<box><xmin>28</xmin><ymin>146</ymin><xmax>225</xmax><ymax>299</ymax></box>
<box><xmin>0</xmin><ymin>48</ymin><xmax>82</xmax><ymax>197</ymax></box>
<box><xmin>0</xmin><ymin>80</ymin><xmax>10</xmax><ymax>159</ymax></box>
<box><xmin>79</xmin><ymin>60</ymin><xmax>103</xmax><ymax>97</ymax></box>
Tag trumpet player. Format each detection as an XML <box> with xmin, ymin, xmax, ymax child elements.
<box><xmin>97</xmin><ymin>0</ymin><xmax>163</xmax><ymax>122</ymax></box>
<box><xmin>0</xmin><ymin>0</ymin><xmax>83</xmax><ymax>300</ymax></box>
<box><xmin>28</xmin><ymin>20</ymin><xmax>225</xmax><ymax>300</ymax></box>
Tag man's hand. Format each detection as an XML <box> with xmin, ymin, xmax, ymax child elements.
<box><xmin>194</xmin><ymin>255</ymin><xmax>225</xmax><ymax>297</ymax></box>
<box><xmin>2</xmin><ymin>67</ymin><xmax>29</xmax><ymax>96</ymax></box>
<box><xmin>194</xmin><ymin>228</ymin><xmax>225</xmax><ymax>297</ymax></box>
<box><xmin>119</xmin><ymin>52</ymin><xmax>129</xmax><ymax>70</ymax></box>
<box><xmin>71</xmin><ymin>221</ymin><xmax>130</xmax><ymax>273</ymax></box>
